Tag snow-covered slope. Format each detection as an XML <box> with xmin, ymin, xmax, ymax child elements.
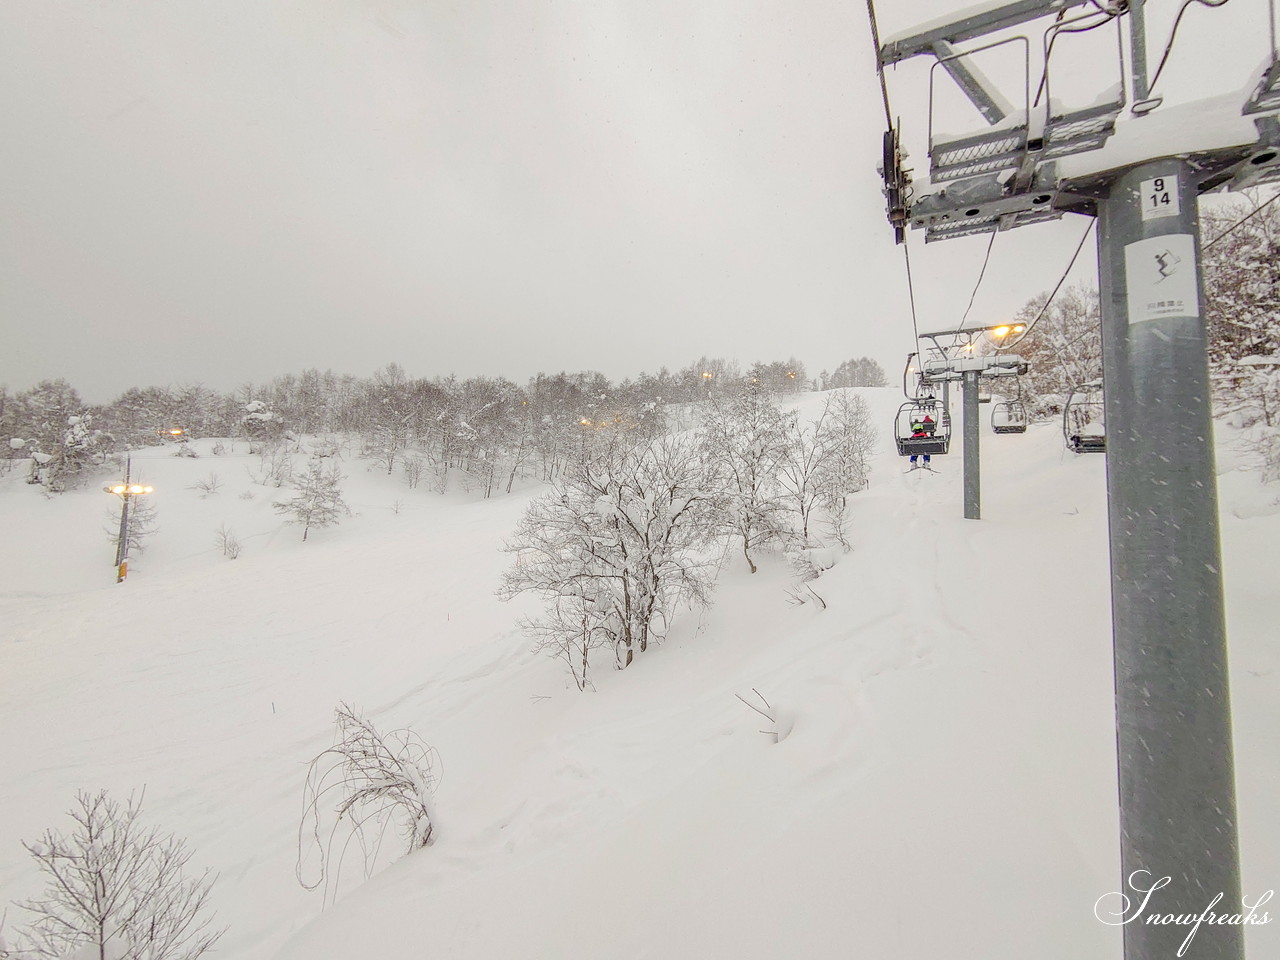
<box><xmin>0</xmin><ymin>388</ymin><xmax>1276</xmax><ymax>959</ymax></box>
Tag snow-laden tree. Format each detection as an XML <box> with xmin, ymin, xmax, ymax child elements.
<box><xmin>745</xmin><ymin>359</ymin><xmax>808</xmax><ymax>395</ymax></box>
<box><xmin>55</xmin><ymin>415</ymin><xmax>106</xmax><ymax>487</ymax></box>
<box><xmin>822</xmin><ymin>357</ymin><xmax>888</xmax><ymax>389</ymax></box>
<box><xmin>817</xmin><ymin>390</ymin><xmax>877</xmax><ymax>547</ymax></box>
<box><xmin>450</xmin><ymin>376</ymin><xmax>528</xmax><ymax>498</ymax></box>
<box><xmin>1202</xmin><ymin>193</ymin><xmax>1280</xmax><ymax>430</ymax></box>
<box><xmin>167</xmin><ymin>383</ymin><xmax>228</xmax><ymax>438</ymax></box>
<box><xmin>4</xmin><ymin>380</ymin><xmax>108</xmax><ymax>490</ymax></box>
<box><xmin>500</xmin><ymin>433</ymin><xmax>718</xmax><ymax>689</ymax></box>
<box><xmin>273</xmin><ymin>460</ymin><xmax>351</xmax><ymax>541</ymax></box>
<box><xmin>6</xmin><ymin>380</ymin><xmax>84</xmax><ymax>453</ymax></box>
<box><xmin>23</xmin><ymin>414</ymin><xmax>108</xmax><ymax>492</ymax></box>
<box><xmin>355</xmin><ymin>363</ymin><xmax>417</xmax><ymax>476</ymax></box>
<box><xmin>777</xmin><ymin>390</ymin><xmax>876</xmax><ymax>549</ymax></box>
<box><xmin>240</xmin><ymin>397</ymin><xmax>282</xmax><ymax>445</ymax></box>
<box><xmin>1007</xmin><ymin>283</ymin><xmax>1102</xmax><ymax>416</ymax></box>
<box><xmin>10</xmin><ymin>790</ymin><xmax>224</xmax><ymax>960</ymax></box>
<box><xmin>1203</xmin><ymin>194</ymin><xmax>1280</xmax><ymax>365</ymax></box>
<box><xmin>676</xmin><ymin>357</ymin><xmax>741</xmax><ymax>403</ymax></box>
<box><xmin>701</xmin><ymin>385</ymin><xmax>792</xmax><ymax>573</ymax></box>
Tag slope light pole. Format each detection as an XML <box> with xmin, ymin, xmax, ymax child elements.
<box><xmin>874</xmin><ymin>1</ymin><xmax>1266</xmax><ymax>955</ymax></box>
<box><xmin>104</xmin><ymin>456</ymin><xmax>153</xmax><ymax>583</ymax></box>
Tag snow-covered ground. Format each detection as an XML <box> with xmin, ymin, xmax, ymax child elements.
<box><xmin>0</xmin><ymin>387</ymin><xmax>1276</xmax><ymax>959</ymax></box>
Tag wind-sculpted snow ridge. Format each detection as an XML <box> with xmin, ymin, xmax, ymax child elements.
<box><xmin>0</xmin><ymin>390</ymin><xmax>1275</xmax><ymax>960</ymax></box>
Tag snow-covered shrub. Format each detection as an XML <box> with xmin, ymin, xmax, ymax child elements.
<box><xmin>297</xmin><ymin>703</ymin><xmax>439</xmax><ymax>906</ymax></box>
<box><xmin>248</xmin><ymin>444</ymin><xmax>292</xmax><ymax>487</ymax></box>
<box><xmin>1246</xmin><ymin>424</ymin><xmax>1280</xmax><ymax>483</ymax></box>
<box><xmin>402</xmin><ymin>455</ymin><xmax>425</xmax><ymax>489</ymax></box>
<box><xmin>735</xmin><ymin>688</ymin><xmax>793</xmax><ymax>744</ymax></box>
<box><xmin>784</xmin><ymin>547</ymin><xmax>838</xmax><ymax>610</ymax></box>
<box><xmin>188</xmin><ymin>473</ymin><xmax>222</xmax><ymax>498</ymax></box>
<box><xmin>8</xmin><ymin>790</ymin><xmax>224</xmax><ymax>960</ymax></box>
<box><xmin>214</xmin><ymin>523</ymin><xmax>241</xmax><ymax>560</ymax></box>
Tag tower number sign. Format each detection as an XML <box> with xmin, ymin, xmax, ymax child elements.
<box><xmin>1140</xmin><ymin>175</ymin><xmax>1181</xmax><ymax>221</ymax></box>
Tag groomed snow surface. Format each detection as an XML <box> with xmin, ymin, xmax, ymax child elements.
<box><xmin>0</xmin><ymin>387</ymin><xmax>1276</xmax><ymax>959</ymax></box>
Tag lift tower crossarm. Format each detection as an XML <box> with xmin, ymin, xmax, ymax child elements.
<box><xmin>879</xmin><ymin>0</ymin><xmax>1096</xmax><ymax>66</ymax></box>
<box><xmin>931</xmin><ymin>39</ymin><xmax>1014</xmax><ymax>125</ymax></box>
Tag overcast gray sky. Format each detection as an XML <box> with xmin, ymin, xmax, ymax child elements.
<box><xmin>1</xmin><ymin>0</ymin><xmax>1268</xmax><ymax>402</ymax></box>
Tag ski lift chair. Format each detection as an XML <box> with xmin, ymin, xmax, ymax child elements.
<box><xmin>991</xmin><ymin>399</ymin><xmax>1028</xmax><ymax>434</ymax></box>
<box><xmin>1063</xmin><ymin>380</ymin><xmax>1106</xmax><ymax>453</ymax></box>
<box><xmin>895</xmin><ymin>400</ymin><xmax>951</xmax><ymax>457</ymax></box>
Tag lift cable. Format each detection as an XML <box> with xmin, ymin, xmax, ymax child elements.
<box><xmin>902</xmin><ymin>242</ymin><xmax>923</xmax><ymax>345</ymax></box>
<box><xmin>864</xmin><ymin>0</ymin><xmax>894</xmax><ymax>130</ymax></box>
<box><xmin>1204</xmin><ymin>191</ymin><xmax>1280</xmax><ymax>248</ymax></box>
<box><xmin>866</xmin><ymin>0</ymin><xmax>922</xmax><ymax>344</ymax></box>
<box><xmin>959</xmin><ymin>231</ymin><xmax>997</xmax><ymax>328</ymax></box>
<box><xmin>1001</xmin><ymin>217</ymin><xmax>1096</xmax><ymax>349</ymax></box>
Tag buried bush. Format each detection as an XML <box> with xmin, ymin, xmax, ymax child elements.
<box><xmin>296</xmin><ymin>703</ymin><xmax>440</xmax><ymax>906</ymax></box>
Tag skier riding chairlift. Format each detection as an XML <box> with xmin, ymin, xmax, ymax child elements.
<box><xmin>909</xmin><ymin>415</ymin><xmax>935</xmax><ymax>468</ymax></box>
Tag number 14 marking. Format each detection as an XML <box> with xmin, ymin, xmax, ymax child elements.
<box><xmin>1140</xmin><ymin>175</ymin><xmax>1181</xmax><ymax>221</ymax></box>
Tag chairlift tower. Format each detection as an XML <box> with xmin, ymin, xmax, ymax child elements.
<box><xmin>875</xmin><ymin>2</ymin><xmax>1275</xmax><ymax>957</ymax></box>
<box><xmin>915</xmin><ymin>325</ymin><xmax>1028</xmax><ymax>519</ymax></box>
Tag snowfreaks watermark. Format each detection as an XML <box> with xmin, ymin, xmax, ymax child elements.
<box><xmin>1095</xmin><ymin>870</ymin><xmax>1273</xmax><ymax>957</ymax></box>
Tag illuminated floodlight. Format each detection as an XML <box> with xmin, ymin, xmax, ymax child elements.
<box><xmin>104</xmin><ymin>482</ymin><xmax>154</xmax><ymax>497</ymax></box>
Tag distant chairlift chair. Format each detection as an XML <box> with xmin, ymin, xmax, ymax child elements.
<box><xmin>991</xmin><ymin>378</ymin><xmax>1029</xmax><ymax>434</ymax></box>
<box><xmin>1063</xmin><ymin>379</ymin><xmax>1106</xmax><ymax>453</ymax></box>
